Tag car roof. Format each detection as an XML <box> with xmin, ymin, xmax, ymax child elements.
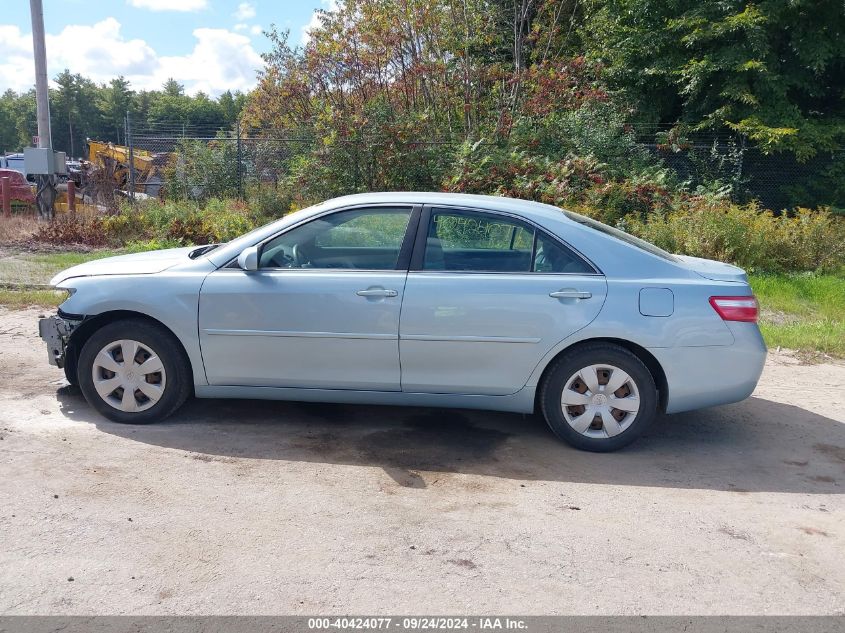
<box><xmin>325</xmin><ymin>192</ymin><xmax>576</xmax><ymax>226</ymax></box>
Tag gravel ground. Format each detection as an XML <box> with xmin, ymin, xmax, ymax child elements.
<box><xmin>0</xmin><ymin>307</ymin><xmax>843</xmax><ymax>615</ymax></box>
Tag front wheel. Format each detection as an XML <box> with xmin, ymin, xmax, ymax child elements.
<box><xmin>78</xmin><ymin>319</ymin><xmax>192</xmax><ymax>424</ymax></box>
<box><xmin>540</xmin><ymin>343</ymin><xmax>658</xmax><ymax>452</ymax></box>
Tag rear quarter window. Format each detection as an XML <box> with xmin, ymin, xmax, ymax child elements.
<box><xmin>562</xmin><ymin>210</ymin><xmax>678</xmax><ymax>262</ymax></box>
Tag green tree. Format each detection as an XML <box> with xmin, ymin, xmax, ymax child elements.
<box><xmin>148</xmin><ymin>92</ymin><xmax>225</xmax><ymax>129</ymax></box>
<box><xmin>13</xmin><ymin>90</ymin><xmax>37</xmax><ymax>150</ymax></box>
<box><xmin>165</xmin><ymin>134</ymin><xmax>239</xmax><ymax>200</ymax></box>
<box><xmin>133</xmin><ymin>90</ymin><xmax>155</xmax><ymax>122</ymax></box>
<box><xmin>162</xmin><ymin>78</ymin><xmax>185</xmax><ymax>97</ymax></box>
<box><xmin>98</xmin><ymin>76</ymin><xmax>134</xmax><ymax>143</ymax></box>
<box><xmin>218</xmin><ymin>90</ymin><xmax>247</xmax><ymax>126</ymax></box>
<box><xmin>49</xmin><ymin>71</ymin><xmax>100</xmax><ymax>156</ymax></box>
<box><xmin>50</xmin><ymin>70</ymin><xmax>79</xmax><ymax>155</ymax></box>
<box><xmin>587</xmin><ymin>0</ymin><xmax>845</xmax><ymax>159</ymax></box>
<box><xmin>0</xmin><ymin>90</ymin><xmax>21</xmax><ymax>153</ymax></box>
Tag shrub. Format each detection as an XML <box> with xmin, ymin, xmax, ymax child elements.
<box><xmin>441</xmin><ymin>135</ymin><xmax>845</xmax><ymax>273</ymax></box>
<box><xmin>577</xmin><ymin>180</ymin><xmax>677</xmax><ymax>225</ymax></box>
<box><xmin>511</xmin><ymin>101</ymin><xmax>660</xmax><ymax>178</ymax></box>
<box><xmin>246</xmin><ymin>184</ymin><xmax>293</xmax><ymax>220</ymax></box>
<box><xmin>166</xmin><ymin>213</ymin><xmax>213</xmax><ymax>244</ymax></box>
<box><xmin>626</xmin><ymin>204</ymin><xmax>845</xmax><ymax>273</ymax></box>
<box><xmin>204</xmin><ymin>208</ymin><xmax>254</xmax><ymax>242</ymax></box>
<box><xmin>138</xmin><ymin>199</ymin><xmax>197</xmax><ymax>231</ymax></box>
<box><xmin>444</xmin><ymin>142</ymin><xmax>605</xmax><ymax>206</ymax></box>
<box><xmin>443</xmin><ymin>138</ymin><xmax>683</xmax><ymax>224</ymax></box>
<box><xmin>124</xmin><ymin>238</ymin><xmax>183</xmax><ymax>252</ymax></box>
<box><xmin>29</xmin><ymin>197</ymin><xmax>278</xmax><ymax>248</ymax></box>
<box><xmin>164</xmin><ymin>136</ymin><xmax>239</xmax><ymax>201</ymax></box>
<box><xmin>101</xmin><ymin>209</ymin><xmax>152</xmax><ymax>244</ymax></box>
<box><xmin>32</xmin><ymin>214</ymin><xmax>108</xmax><ymax>247</ymax></box>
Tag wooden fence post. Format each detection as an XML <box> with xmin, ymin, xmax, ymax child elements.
<box><xmin>1</xmin><ymin>177</ymin><xmax>11</xmax><ymax>218</ymax></box>
<box><xmin>67</xmin><ymin>179</ymin><xmax>76</xmax><ymax>212</ymax></box>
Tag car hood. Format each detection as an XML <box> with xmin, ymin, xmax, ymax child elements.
<box><xmin>675</xmin><ymin>255</ymin><xmax>748</xmax><ymax>283</ymax></box>
<box><xmin>50</xmin><ymin>246</ymin><xmax>197</xmax><ymax>286</ymax></box>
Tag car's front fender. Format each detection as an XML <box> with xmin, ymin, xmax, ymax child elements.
<box><xmin>57</xmin><ymin>266</ymin><xmax>213</xmax><ymax>386</ymax></box>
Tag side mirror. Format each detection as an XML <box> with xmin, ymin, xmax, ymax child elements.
<box><xmin>237</xmin><ymin>245</ymin><xmax>259</xmax><ymax>271</ymax></box>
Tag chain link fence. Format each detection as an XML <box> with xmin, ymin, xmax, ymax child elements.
<box><xmin>109</xmin><ymin>117</ymin><xmax>845</xmax><ymax>213</ymax></box>
<box><xmin>643</xmin><ymin>139</ymin><xmax>844</xmax><ymax>212</ymax></box>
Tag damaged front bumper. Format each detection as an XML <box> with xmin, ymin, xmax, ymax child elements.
<box><xmin>38</xmin><ymin>312</ymin><xmax>82</xmax><ymax>368</ymax></box>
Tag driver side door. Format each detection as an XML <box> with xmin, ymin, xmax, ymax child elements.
<box><xmin>198</xmin><ymin>205</ymin><xmax>418</xmax><ymax>390</ymax></box>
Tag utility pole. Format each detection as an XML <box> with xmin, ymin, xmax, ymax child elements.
<box><xmin>29</xmin><ymin>0</ymin><xmax>56</xmax><ymax>219</ymax></box>
<box><xmin>126</xmin><ymin>111</ymin><xmax>135</xmax><ymax>200</ymax></box>
<box><xmin>30</xmin><ymin>0</ymin><xmax>51</xmax><ymax>149</ymax></box>
<box><xmin>236</xmin><ymin>120</ymin><xmax>242</xmax><ymax>199</ymax></box>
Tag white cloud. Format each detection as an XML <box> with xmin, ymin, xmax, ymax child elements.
<box><xmin>233</xmin><ymin>22</ymin><xmax>261</xmax><ymax>36</ymax></box>
<box><xmin>300</xmin><ymin>13</ymin><xmax>321</xmax><ymax>45</ymax></box>
<box><xmin>50</xmin><ymin>19</ymin><xmax>159</xmax><ymax>79</ymax></box>
<box><xmin>233</xmin><ymin>2</ymin><xmax>256</xmax><ymax>21</ymax></box>
<box><xmin>0</xmin><ymin>25</ymin><xmax>38</xmax><ymax>93</ymax></box>
<box><xmin>155</xmin><ymin>28</ymin><xmax>264</xmax><ymax>95</ymax></box>
<box><xmin>127</xmin><ymin>0</ymin><xmax>207</xmax><ymax>11</ymax></box>
<box><xmin>301</xmin><ymin>0</ymin><xmax>338</xmax><ymax>45</ymax></box>
<box><xmin>0</xmin><ymin>19</ymin><xmax>263</xmax><ymax>97</ymax></box>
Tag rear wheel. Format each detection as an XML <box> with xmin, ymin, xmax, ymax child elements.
<box><xmin>78</xmin><ymin>319</ymin><xmax>191</xmax><ymax>424</ymax></box>
<box><xmin>540</xmin><ymin>343</ymin><xmax>658</xmax><ymax>452</ymax></box>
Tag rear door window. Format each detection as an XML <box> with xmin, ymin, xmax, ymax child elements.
<box><xmin>422</xmin><ymin>208</ymin><xmax>594</xmax><ymax>274</ymax></box>
<box><xmin>424</xmin><ymin>209</ymin><xmax>533</xmax><ymax>272</ymax></box>
<box><xmin>533</xmin><ymin>233</ymin><xmax>595</xmax><ymax>274</ymax></box>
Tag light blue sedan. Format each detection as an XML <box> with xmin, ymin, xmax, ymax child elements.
<box><xmin>39</xmin><ymin>193</ymin><xmax>766</xmax><ymax>451</ymax></box>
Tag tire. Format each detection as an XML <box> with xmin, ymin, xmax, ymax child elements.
<box><xmin>77</xmin><ymin>319</ymin><xmax>192</xmax><ymax>424</ymax></box>
<box><xmin>63</xmin><ymin>343</ymin><xmax>79</xmax><ymax>387</ymax></box>
<box><xmin>539</xmin><ymin>343</ymin><xmax>658</xmax><ymax>452</ymax></box>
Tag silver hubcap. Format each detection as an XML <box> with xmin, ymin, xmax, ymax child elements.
<box><xmin>91</xmin><ymin>339</ymin><xmax>166</xmax><ymax>412</ymax></box>
<box><xmin>561</xmin><ymin>364</ymin><xmax>640</xmax><ymax>439</ymax></box>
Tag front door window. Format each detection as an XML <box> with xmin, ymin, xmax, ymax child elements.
<box><xmin>259</xmin><ymin>207</ymin><xmax>412</xmax><ymax>271</ymax></box>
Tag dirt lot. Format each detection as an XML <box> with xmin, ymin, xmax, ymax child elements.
<box><xmin>0</xmin><ymin>307</ymin><xmax>843</xmax><ymax>615</ymax></box>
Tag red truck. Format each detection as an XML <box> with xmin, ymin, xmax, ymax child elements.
<box><xmin>0</xmin><ymin>168</ymin><xmax>36</xmax><ymax>207</ymax></box>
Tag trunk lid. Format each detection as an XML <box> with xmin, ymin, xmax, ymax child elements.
<box><xmin>675</xmin><ymin>255</ymin><xmax>749</xmax><ymax>283</ymax></box>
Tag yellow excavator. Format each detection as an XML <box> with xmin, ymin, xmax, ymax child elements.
<box><xmin>83</xmin><ymin>140</ymin><xmax>170</xmax><ymax>199</ymax></box>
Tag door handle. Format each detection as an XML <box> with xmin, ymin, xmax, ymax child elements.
<box><xmin>356</xmin><ymin>288</ymin><xmax>399</xmax><ymax>297</ymax></box>
<box><xmin>549</xmin><ymin>289</ymin><xmax>592</xmax><ymax>300</ymax></box>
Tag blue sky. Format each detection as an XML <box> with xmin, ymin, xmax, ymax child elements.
<box><xmin>0</xmin><ymin>0</ymin><xmax>326</xmax><ymax>96</ymax></box>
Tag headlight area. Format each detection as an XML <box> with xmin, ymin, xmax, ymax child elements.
<box><xmin>55</xmin><ymin>285</ymin><xmax>77</xmax><ymax>307</ymax></box>
<box><xmin>38</xmin><ymin>290</ymin><xmax>83</xmax><ymax>367</ymax></box>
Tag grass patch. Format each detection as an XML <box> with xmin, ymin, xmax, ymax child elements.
<box><xmin>0</xmin><ymin>248</ymin><xmax>126</xmax><ymax>285</ymax></box>
<box><xmin>0</xmin><ymin>288</ymin><xmax>66</xmax><ymax>309</ymax></box>
<box><xmin>750</xmin><ymin>273</ymin><xmax>845</xmax><ymax>357</ymax></box>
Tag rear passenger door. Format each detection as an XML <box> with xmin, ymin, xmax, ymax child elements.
<box><xmin>399</xmin><ymin>205</ymin><xmax>608</xmax><ymax>395</ymax></box>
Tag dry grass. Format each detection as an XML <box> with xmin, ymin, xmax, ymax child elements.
<box><xmin>0</xmin><ymin>215</ymin><xmax>39</xmax><ymax>244</ymax></box>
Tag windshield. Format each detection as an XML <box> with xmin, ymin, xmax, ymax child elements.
<box><xmin>561</xmin><ymin>210</ymin><xmax>679</xmax><ymax>262</ymax></box>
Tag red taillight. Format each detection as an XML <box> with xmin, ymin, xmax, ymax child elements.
<box><xmin>709</xmin><ymin>295</ymin><xmax>759</xmax><ymax>323</ymax></box>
